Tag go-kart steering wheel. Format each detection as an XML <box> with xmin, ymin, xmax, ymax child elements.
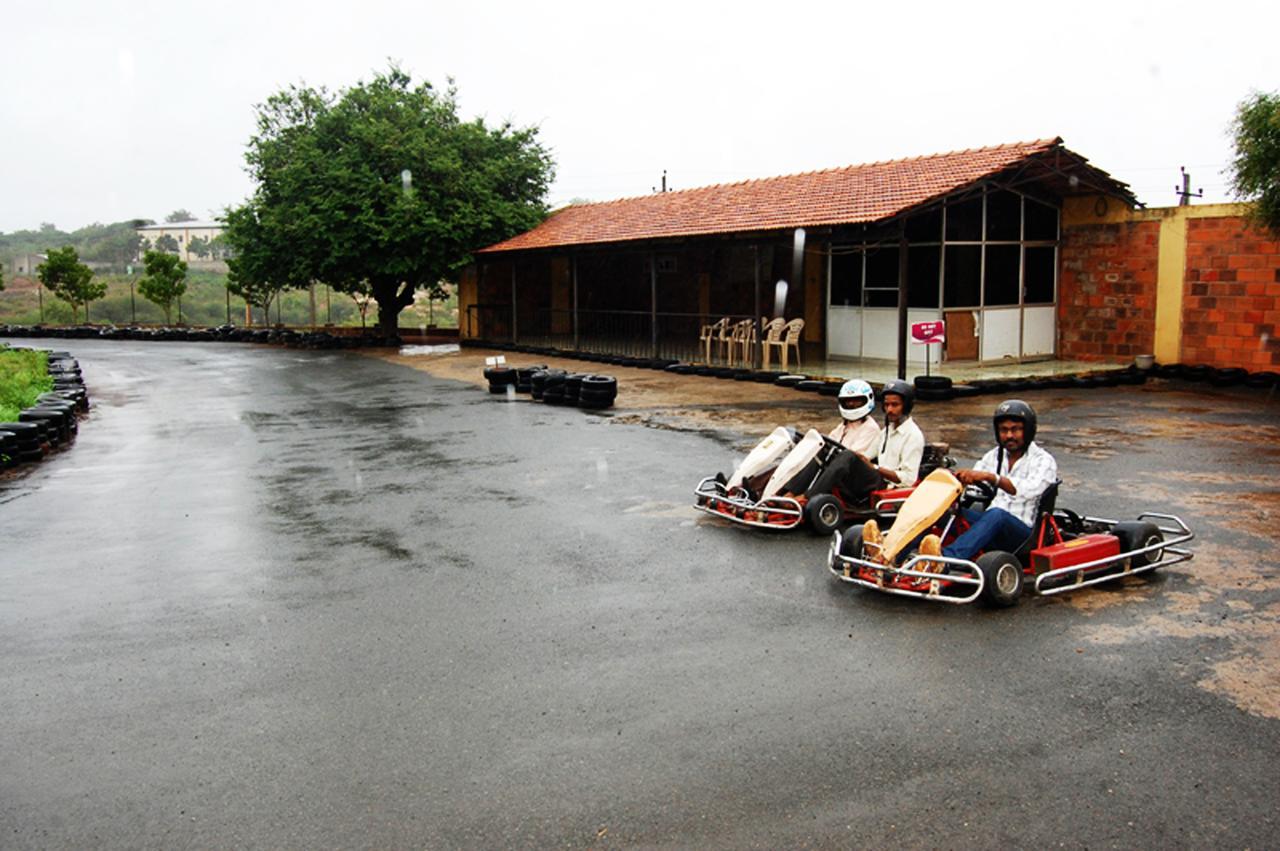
<box><xmin>961</xmin><ymin>478</ymin><xmax>998</xmax><ymax>508</ymax></box>
<box><xmin>821</xmin><ymin>434</ymin><xmax>847</xmax><ymax>452</ymax></box>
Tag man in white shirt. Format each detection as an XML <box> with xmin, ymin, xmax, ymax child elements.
<box><xmin>828</xmin><ymin>378</ymin><xmax>880</xmax><ymax>455</ymax></box>
<box><xmin>866</xmin><ymin>379</ymin><xmax>925</xmax><ymax>487</ymax></box>
<box><xmin>940</xmin><ymin>400</ymin><xmax>1058</xmax><ymax>561</ymax></box>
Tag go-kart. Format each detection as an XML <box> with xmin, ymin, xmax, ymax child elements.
<box><xmin>693</xmin><ymin>426</ymin><xmax>953</xmax><ymax>535</ymax></box>
<box><xmin>827</xmin><ymin>468</ymin><xmax>1194</xmax><ymax>606</ymax></box>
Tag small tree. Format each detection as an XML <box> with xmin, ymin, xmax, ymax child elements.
<box><xmin>0</xmin><ymin>265</ymin><xmax>5</xmax><ymax>292</ymax></box>
<box><xmin>188</xmin><ymin>236</ymin><xmax>210</xmax><ymax>259</ymax></box>
<box><xmin>208</xmin><ymin>233</ymin><xmax>230</xmax><ymax>261</ymax></box>
<box><xmin>37</xmin><ymin>246</ymin><xmax>106</xmax><ymax>323</ymax></box>
<box><xmin>138</xmin><ymin>250</ymin><xmax>188</xmax><ymax>324</ymax></box>
<box><xmin>165</xmin><ymin>209</ymin><xmax>196</xmax><ymax>223</ymax></box>
<box><xmin>154</xmin><ymin>233</ymin><xmax>180</xmax><ymax>254</ymax></box>
<box><xmin>1229</xmin><ymin>90</ymin><xmax>1280</xmax><ymax>237</ymax></box>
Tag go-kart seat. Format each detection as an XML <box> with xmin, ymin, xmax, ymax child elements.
<box><xmin>1011</xmin><ymin>480</ymin><xmax>1063</xmax><ymax>564</ymax></box>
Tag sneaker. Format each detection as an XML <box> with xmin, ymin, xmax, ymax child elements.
<box><xmin>862</xmin><ymin>519</ymin><xmax>885</xmax><ymax>564</ymax></box>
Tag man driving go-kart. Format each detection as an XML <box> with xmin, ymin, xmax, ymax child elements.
<box><xmin>863</xmin><ymin>399</ymin><xmax>1054</xmax><ymax>563</ymax></box>
<box><xmin>830</xmin><ymin>399</ymin><xmax>1195</xmax><ymax>606</ymax></box>
<box><xmin>694</xmin><ymin>379</ymin><xmax>950</xmax><ymax>534</ymax></box>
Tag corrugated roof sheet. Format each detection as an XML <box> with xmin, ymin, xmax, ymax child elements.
<box><xmin>479</xmin><ymin>138</ymin><xmax>1121</xmax><ymax>254</ymax></box>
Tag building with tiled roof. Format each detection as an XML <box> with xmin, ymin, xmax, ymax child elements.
<box><xmin>461</xmin><ymin>138</ymin><xmax>1139</xmax><ymax>368</ymax></box>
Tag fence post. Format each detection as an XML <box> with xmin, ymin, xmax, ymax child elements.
<box><xmin>650</xmin><ymin>252</ymin><xmax>658</xmax><ymax>357</ymax></box>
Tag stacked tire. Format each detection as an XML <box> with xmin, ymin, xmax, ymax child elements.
<box><xmin>0</xmin><ymin>421</ymin><xmax>46</xmax><ymax>465</ymax></box>
<box><xmin>914</xmin><ymin>375</ymin><xmax>955</xmax><ymax>401</ymax></box>
<box><xmin>577</xmin><ymin>375</ymin><xmax>617</xmax><ymax>409</ymax></box>
<box><xmin>484</xmin><ymin>365</ymin><xmax>517</xmax><ymax>394</ymax></box>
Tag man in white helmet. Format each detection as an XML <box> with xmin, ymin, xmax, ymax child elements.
<box><xmin>830</xmin><ymin>378</ymin><xmax>881</xmax><ymax>455</ymax></box>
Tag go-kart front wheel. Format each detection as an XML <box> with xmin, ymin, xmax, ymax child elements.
<box><xmin>839</xmin><ymin>524</ymin><xmax>865</xmax><ymax>559</ymax></box>
<box><xmin>976</xmin><ymin>550</ymin><xmax>1024</xmax><ymax>607</ymax></box>
<box><xmin>807</xmin><ymin>494</ymin><xmax>844</xmax><ymax>536</ymax></box>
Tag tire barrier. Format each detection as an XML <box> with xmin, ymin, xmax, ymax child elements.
<box><xmin>0</xmin><ymin>347</ymin><xmax>90</xmax><ymax>471</ymax></box>
<box><xmin>480</xmin><ymin>365</ymin><xmax>618</xmax><ymax>410</ymax></box>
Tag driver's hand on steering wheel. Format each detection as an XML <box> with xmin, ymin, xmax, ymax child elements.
<box><xmin>955</xmin><ymin>468</ymin><xmax>982</xmax><ymax>485</ymax></box>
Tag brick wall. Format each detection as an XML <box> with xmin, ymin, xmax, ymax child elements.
<box><xmin>1181</xmin><ymin>217</ymin><xmax>1280</xmax><ymax>369</ymax></box>
<box><xmin>1058</xmin><ymin>220</ymin><xmax>1160</xmax><ymax>361</ymax></box>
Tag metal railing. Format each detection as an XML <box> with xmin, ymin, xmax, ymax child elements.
<box><xmin>465</xmin><ymin>305</ymin><xmax>765</xmax><ymax>365</ymax></box>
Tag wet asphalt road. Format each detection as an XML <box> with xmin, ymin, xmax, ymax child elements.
<box><xmin>2</xmin><ymin>338</ymin><xmax>1278</xmax><ymax>849</ymax></box>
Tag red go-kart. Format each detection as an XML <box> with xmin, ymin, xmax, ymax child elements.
<box><xmin>827</xmin><ymin>469</ymin><xmax>1194</xmax><ymax>606</ymax></box>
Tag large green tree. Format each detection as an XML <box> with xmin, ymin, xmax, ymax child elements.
<box><xmin>165</xmin><ymin>209</ymin><xmax>196</xmax><ymax>223</ymax></box>
<box><xmin>1229</xmin><ymin>90</ymin><xmax>1280</xmax><ymax>237</ymax></box>
<box><xmin>234</xmin><ymin>65</ymin><xmax>554</xmax><ymax>337</ymax></box>
<box><xmin>37</xmin><ymin>246</ymin><xmax>106</xmax><ymax>323</ymax></box>
<box><xmin>138</xmin><ymin>249</ymin><xmax>188</xmax><ymax>324</ymax></box>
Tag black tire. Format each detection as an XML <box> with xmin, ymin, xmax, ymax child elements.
<box><xmin>917</xmin><ymin>386</ymin><xmax>957</xmax><ymax>401</ymax></box>
<box><xmin>578</xmin><ymin>397</ymin><xmax>614</xmax><ymax>410</ymax></box>
<box><xmin>1213</xmin><ymin>367</ymin><xmax>1247</xmax><ymax>386</ymax></box>
<box><xmin>839</xmin><ymin>524</ymin><xmax>866</xmax><ymax>560</ymax></box>
<box><xmin>775</xmin><ymin>374</ymin><xmax>806</xmax><ymax>387</ymax></box>
<box><xmin>1154</xmin><ymin>363</ymin><xmax>1183</xmax><ymax>379</ymax></box>
<box><xmin>1110</xmin><ymin>521</ymin><xmax>1164</xmax><ymax>569</ymax></box>
<box><xmin>732</xmin><ymin>369</ymin><xmax>755</xmax><ymax>381</ymax></box>
<box><xmin>753</xmin><ymin>370</ymin><xmax>784</xmax><ymax>383</ymax></box>
<box><xmin>580</xmin><ymin>375</ymin><xmax>617</xmax><ymax>393</ymax></box>
<box><xmin>711</xmin><ymin>367</ymin><xmax>736</xmax><ymax>379</ymax></box>
<box><xmin>818</xmin><ymin>382</ymin><xmax>842</xmax><ymax>397</ymax></box>
<box><xmin>578</xmin><ymin>388</ymin><xmax>617</xmax><ymax>405</ymax></box>
<box><xmin>1245</xmin><ymin>370</ymin><xmax>1280</xmax><ymax>389</ymax></box>
<box><xmin>952</xmin><ymin>383</ymin><xmax>981</xmax><ymax>397</ymax></box>
<box><xmin>488</xmin><ymin>383</ymin><xmax>514</xmax><ymax>395</ymax></box>
<box><xmin>1181</xmin><ymin>363</ymin><xmax>1213</xmax><ymax>382</ymax></box>
<box><xmin>795</xmin><ymin>379</ymin><xmax>824</xmax><ymax>392</ymax></box>
<box><xmin>806</xmin><ymin>494</ymin><xmax>844</xmax><ymax>536</ymax></box>
<box><xmin>976</xmin><ymin>551</ymin><xmax>1024</xmax><ymax>607</ymax></box>
<box><xmin>914</xmin><ymin>375</ymin><xmax>953</xmax><ymax>391</ymax></box>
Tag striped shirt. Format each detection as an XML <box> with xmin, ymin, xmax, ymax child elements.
<box><xmin>973</xmin><ymin>441</ymin><xmax>1058</xmax><ymax>526</ymax></box>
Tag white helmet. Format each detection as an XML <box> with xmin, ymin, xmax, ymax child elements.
<box><xmin>837</xmin><ymin>378</ymin><xmax>875</xmax><ymax>421</ymax></box>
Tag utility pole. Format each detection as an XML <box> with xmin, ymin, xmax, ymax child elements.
<box><xmin>1176</xmin><ymin>166</ymin><xmax>1203</xmax><ymax>206</ymax></box>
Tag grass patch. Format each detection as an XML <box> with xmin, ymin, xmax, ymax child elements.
<box><xmin>0</xmin><ymin>348</ymin><xmax>52</xmax><ymax>422</ymax></box>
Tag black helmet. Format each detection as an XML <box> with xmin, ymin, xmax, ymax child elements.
<box><xmin>881</xmin><ymin>379</ymin><xmax>915</xmax><ymax>416</ymax></box>
<box><xmin>993</xmin><ymin>399</ymin><xmax>1037</xmax><ymax>444</ymax></box>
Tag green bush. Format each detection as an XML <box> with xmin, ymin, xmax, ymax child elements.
<box><xmin>0</xmin><ymin>348</ymin><xmax>52</xmax><ymax>422</ymax></box>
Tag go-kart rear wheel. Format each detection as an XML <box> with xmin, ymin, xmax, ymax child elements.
<box><xmin>976</xmin><ymin>550</ymin><xmax>1024</xmax><ymax>607</ymax></box>
<box><xmin>807</xmin><ymin>494</ymin><xmax>844</xmax><ymax>536</ymax></box>
<box><xmin>1111</xmin><ymin>521</ymin><xmax>1164</xmax><ymax>570</ymax></box>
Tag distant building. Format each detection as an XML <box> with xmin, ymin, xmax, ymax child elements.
<box><xmin>135</xmin><ymin>221</ymin><xmax>224</xmax><ymax>263</ymax></box>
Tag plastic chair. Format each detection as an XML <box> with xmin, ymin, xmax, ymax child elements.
<box><xmin>763</xmin><ymin>318</ymin><xmax>804</xmax><ymax>371</ymax></box>
<box><xmin>699</xmin><ymin>317</ymin><xmax>730</xmax><ymax>364</ymax></box>
<box><xmin>728</xmin><ymin>319</ymin><xmax>756</xmax><ymax>367</ymax></box>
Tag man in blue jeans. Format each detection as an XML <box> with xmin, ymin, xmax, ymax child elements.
<box><xmin>935</xmin><ymin>399</ymin><xmax>1057</xmax><ymax>561</ymax></box>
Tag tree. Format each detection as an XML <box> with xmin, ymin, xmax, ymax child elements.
<box><xmin>207</xmin><ymin>233</ymin><xmax>230</xmax><ymax>261</ymax></box>
<box><xmin>236</xmin><ymin>64</ymin><xmax>554</xmax><ymax>337</ymax></box>
<box><xmin>165</xmin><ymin>209</ymin><xmax>196</xmax><ymax>223</ymax></box>
<box><xmin>138</xmin><ymin>250</ymin><xmax>188</xmax><ymax>324</ymax></box>
<box><xmin>187</xmin><ymin>236</ymin><xmax>210</xmax><ymax>259</ymax></box>
<box><xmin>154</xmin><ymin>233</ymin><xmax>180</xmax><ymax>254</ymax></box>
<box><xmin>1</xmin><ymin>265</ymin><xmax>5</xmax><ymax>292</ymax></box>
<box><xmin>1229</xmin><ymin>90</ymin><xmax>1280</xmax><ymax>237</ymax></box>
<box><xmin>223</xmin><ymin>201</ymin><xmax>304</xmax><ymax>325</ymax></box>
<box><xmin>37</xmin><ymin>246</ymin><xmax>106</xmax><ymax>323</ymax></box>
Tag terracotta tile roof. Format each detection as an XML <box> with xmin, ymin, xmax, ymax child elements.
<box><xmin>478</xmin><ymin>138</ymin><xmax>1128</xmax><ymax>254</ymax></box>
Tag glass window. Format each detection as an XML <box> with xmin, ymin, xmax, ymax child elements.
<box><xmin>864</xmin><ymin>245</ymin><xmax>899</xmax><ymax>285</ymax></box>
<box><xmin>986</xmin><ymin>190</ymin><xmax>1021</xmax><ymax>241</ymax></box>
<box><xmin>908</xmin><ymin>245</ymin><xmax>940</xmax><ymax>308</ymax></box>
<box><xmin>1025</xmin><ymin>198</ymin><xmax>1059</xmax><ymax>241</ymax></box>
<box><xmin>829</xmin><ymin>250</ymin><xmax>862</xmax><ymax>306</ymax></box>
<box><xmin>945</xmin><ymin>196</ymin><xmax>983</xmax><ymax>241</ymax></box>
<box><xmin>1025</xmin><ymin>246</ymin><xmax>1056</xmax><ymax>303</ymax></box>
<box><xmin>984</xmin><ymin>245</ymin><xmax>1021</xmax><ymax>306</ymax></box>
<box><xmin>944</xmin><ymin>245</ymin><xmax>981</xmax><ymax>307</ymax></box>
<box><xmin>905</xmin><ymin>208</ymin><xmax>942</xmax><ymax>242</ymax></box>
<box><xmin>865</xmin><ymin>288</ymin><xmax>898</xmax><ymax>308</ymax></box>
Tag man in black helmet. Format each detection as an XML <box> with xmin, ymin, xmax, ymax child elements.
<box><xmin>935</xmin><ymin>399</ymin><xmax>1057</xmax><ymax>561</ymax></box>
<box><xmin>866</xmin><ymin>379</ymin><xmax>925</xmax><ymax>486</ymax></box>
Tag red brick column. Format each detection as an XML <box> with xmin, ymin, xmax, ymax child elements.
<box><xmin>1058</xmin><ymin>221</ymin><xmax>1159</xmax><ymax>362</ymax></box>
<box><xmin>1181</xmin><ymin>217</ymin><xmax>1280</xmax><ymax>370</ymax></box>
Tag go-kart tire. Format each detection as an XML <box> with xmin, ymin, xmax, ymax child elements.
<box><xmin>840</xmin><ymin>524</ymin><xmax>865</xmax><ymax>560</ymax></box>
<box><xmin>1110</xmin><ymin>521</ymin><xmax>1164</xmax><ymax>569</ymax></box>
<box><xmin>976</xmin><ymin>550</ymin><xmax>1024</xmax><ymax>607</ymax></box>
<box><xmin>806</xmin><ymin>494</ymin><xmax>844</xmax><ymax>536</ymax></box>
<box><xmin>914</xmin><ymin>375</ymin><xmax>952</xmax><ymax>391</ymax></box>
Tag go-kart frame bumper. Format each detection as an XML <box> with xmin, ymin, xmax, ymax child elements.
<box><xmin>693</xmin><ymin>477</ymin><xmax>804</xmax><ymax>529</ymax></box>
<box><xmin>827</xmin><ymin>512</ymin><xmax>1195</xmax><ymax>604</ymax></box>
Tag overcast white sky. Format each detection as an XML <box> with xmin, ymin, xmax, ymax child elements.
<box><xmin>0</xmin><ymin>0</ymin><xmax>1273</xmax><ymax>233</ymax></box>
